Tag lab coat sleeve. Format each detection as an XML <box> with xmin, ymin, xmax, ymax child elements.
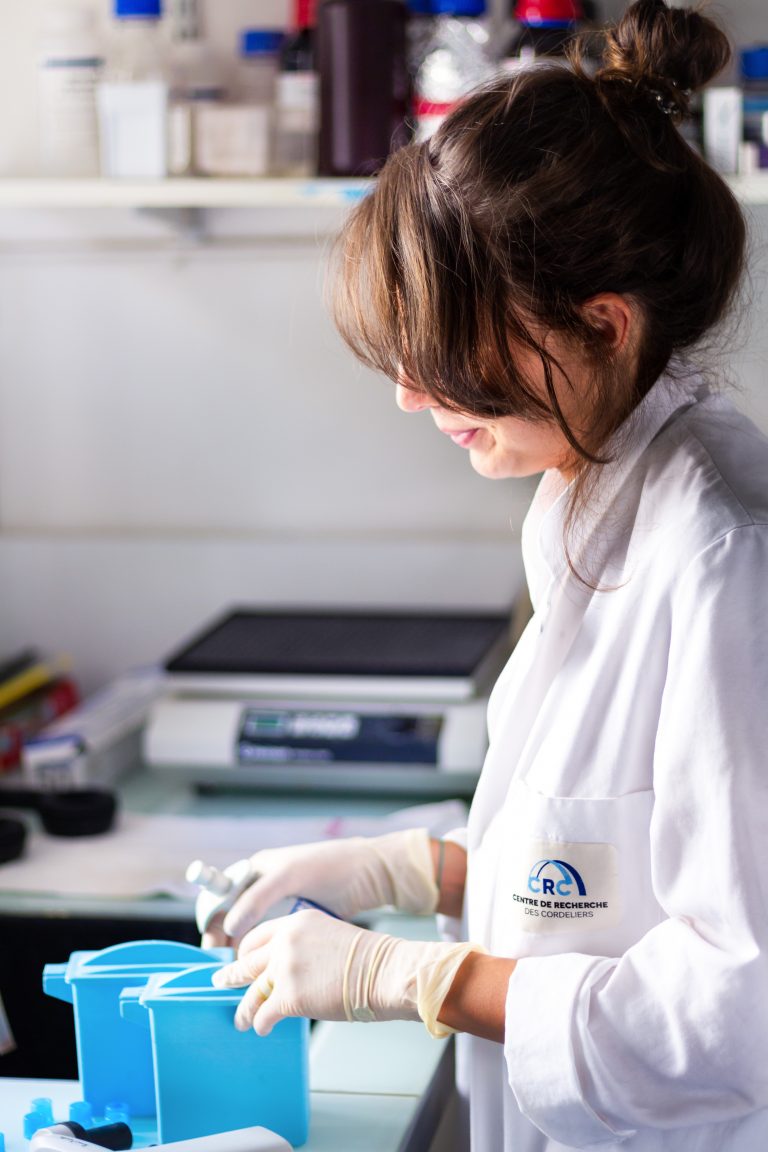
<box><xmin>504</xmin><ymin>524</ymin><xmax>768</xmax><ymax>1146</ymax></box>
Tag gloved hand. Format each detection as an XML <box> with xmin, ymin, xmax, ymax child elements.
<box><xmin>211</xmin><ymin>907</ymin><xmax>484</xmax><ymax>1038</ymax></box>
<box><xmin>208</xmin><ymin>829</ymin><xmax>439</xmax><ymax>944</ymax></box>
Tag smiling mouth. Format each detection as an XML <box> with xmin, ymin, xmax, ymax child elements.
<box><xmin>443</xmin><ymin>428</ymin><xmax>478</xmax><ymax>448</ymax></box>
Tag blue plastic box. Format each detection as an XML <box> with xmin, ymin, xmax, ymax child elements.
<box><xmin>120</xmin><ymin>963</ymin><xmax>309</xmax><ymax>1146</ymax></box>
<box><xmin>43</xmin><ymin>940</ymin><xmax>230</xmax><ymax>1116</ymax></box>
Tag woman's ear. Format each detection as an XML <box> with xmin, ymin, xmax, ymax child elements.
<box><xmin>580</xmin><ymin>293</ymin><xmax>636</xmax><ymax>352</ymax></box>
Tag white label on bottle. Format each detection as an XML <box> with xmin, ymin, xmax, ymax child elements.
<box><xmin>39</xmin><ymin>58</ymin><xmax>102</xmax><ymax>176</ymax></box>
<box><xmin>414</xmin><ymin>111</ymin><xmax>450</xmax><ymax>144</ymax></box>
<box><xmin>275</xmin><ymin>73</ymin><xmax>319</xmax><ymax>175</ymax></box>
<box><xmin>195</xmin><ymin>104</ymin><xmax>272</xmax><ymax>177</ymax></box>
<box><xmin>702</xmin><ymin>87</ymin><xmax>743</xmax><ymax>174</ymax></box>
<box><xmin>168</xmin><ymin>101</ymin><xmax>193</xmax><ymax>176</ymax></box>
<box><xmin>276</xmin><ymin>71</ymin><xmax>319</xmax><ymax>117</ymax></box>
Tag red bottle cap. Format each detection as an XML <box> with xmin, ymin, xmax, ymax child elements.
<box><xmin>295</xmin><ymin>0</ymin><xmax>317</xmax><ymax>29</ymax></box>
<box><xmin>514</xmin><ymin>0</ymin><xmax>583</xmax><ymax>23</ymax></box>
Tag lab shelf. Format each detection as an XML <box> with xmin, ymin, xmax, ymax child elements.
<box><xmin>0</xmin><ymin>173</ymin><xmax>763</xmax><ymax>208</ymax></box>
<box><xmin>0</xmin><ymin>177</ymin><xmax>371</xmax><ymax>210</ymax></box>
<box><xmin>727</xmin><ymin>173</ymin><xmax>768</xmax><ymax>204</ymax></box>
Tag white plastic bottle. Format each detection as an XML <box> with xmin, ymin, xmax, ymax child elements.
<box><xmin>97</xmin><ymin>0</ymin><xmax>169</xmax><ymax>179</ymax></box>
<box><xmin>38</xmin><ymin>5</ymin><xmax>104</xmax><ymax>177</ymax></box>
<box><xmin>195</xmin><ymin>30</ymin><xmax>284</xmax><ymax>178</ymax></box>
<box><xmin>413</xmin><ymin>0</ymin><xmax>493</xmax><ymax>143</ymax></box>
<box><xmin>167</xmin><ymin>0</ymin><xmax>223</xmax><ymax>176</ymax></box>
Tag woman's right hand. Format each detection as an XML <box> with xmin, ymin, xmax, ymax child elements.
<box><xmin>201</xmin><ymin>828</ymin><xmax>439</xmax><ymax>948</ymax></box>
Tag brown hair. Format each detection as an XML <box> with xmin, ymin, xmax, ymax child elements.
<box><xmin>329</xmin><ymin>0</ymin><xmax>746</xmax><ymax>565</ymax></box>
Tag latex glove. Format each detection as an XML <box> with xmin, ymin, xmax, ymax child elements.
<box><xmin>217</xmin><ymin>829</ymin><xmax>438</xmax><ymax>942</ymax></box>
<box><xmin>212</xmin><ymin>908</ymin><xmax>484</xmax><ymax>1039</ymax></box>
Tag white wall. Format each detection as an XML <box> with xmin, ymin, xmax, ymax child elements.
<box><xmin>0</xmin><ymin>217</ymin><xmax>534</xmax><ymax>689</ymax></box>
<box><xmin>0</xmin><ymin>1</ymin><xmax>766</xmax><ymax>691</ymax></box>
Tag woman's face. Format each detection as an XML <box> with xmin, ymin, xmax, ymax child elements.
<box><xmin>396</xmin><ymin>378</ymin><xmax>576</xmax><ymax>480</ymax></box>
<box><xmin>395</xmin><ymin>339</ymin><xmax>588</xmax><ymax>481</ymax></box>
<box><xmin>394</xmin><ymin>299</ymin><xmax>633</xmax><ymax>481</ymax></box>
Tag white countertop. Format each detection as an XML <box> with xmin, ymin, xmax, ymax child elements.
<box><xmin>0</xmin><ymin>1006</ymin><xmax>452</xmax><ymax>1152</ymax></box>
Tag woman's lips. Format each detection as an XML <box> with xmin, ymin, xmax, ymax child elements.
<box><xmin>444</xmin><ymin>428</ymin><xmax>478</xmax><ymax>448</ymax></box>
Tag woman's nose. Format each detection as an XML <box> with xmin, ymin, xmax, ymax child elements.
<box><xmin>395</xmin><ymin>379</ymin><xmax>432</xmax><ymax>413</ymax></box>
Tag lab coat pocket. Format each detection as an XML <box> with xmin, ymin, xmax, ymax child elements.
<box><xmin>483</xmin><ymin>779</ymin><xmax>661</xmax><ymax>958</ymax></box>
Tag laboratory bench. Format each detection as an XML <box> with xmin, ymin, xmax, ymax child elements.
<box><xmin>0</xmin><ymin>767</ymin><xmax>461</xmax><ymax>1150</ymax></box>
<box><xmin>0</xmin><ymin>767</ymin><xmax>416</xmax><ymax>922</ymax></box>
<box><xmin>0</xmin><ymin>1018</ymin><xmax>454</xmax><ymax>1152</ymax></box>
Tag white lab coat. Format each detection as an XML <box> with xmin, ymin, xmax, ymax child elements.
<box><xmin>453</xmin><ymin>366</ymin><xmax>768</xmax><ymax>1150</ymax></box>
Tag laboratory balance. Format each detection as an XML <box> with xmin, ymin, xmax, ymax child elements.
<box><xmin>144</xmin><ymin>607</ymin><xmax>514</xmax><ymax>796</ymax></box>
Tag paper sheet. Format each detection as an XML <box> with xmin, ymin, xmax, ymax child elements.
<box><xmin>0</xmin><ymin>800</ymin><xmax>467</xmax><ymax>900</ymax></box>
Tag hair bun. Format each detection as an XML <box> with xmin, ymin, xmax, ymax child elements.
<box><xmin>595</xmin><ymin>0</ymin><xmax>731</xmax><ymax>120</ymax></box>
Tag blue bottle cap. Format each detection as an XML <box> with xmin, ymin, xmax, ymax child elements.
<box><xmin>240</xmin><ymin>29</ymin><xmax>286</xmax><ymax>57</ymax></box>
<box><xmin>24</xmin><ymin>1097</ymin><xmax>55</xmax><ymax>1139</ymax></box>
<box><xmin>431</xmin><ymin>0</ymin><xmax>485</xmax><ymax>13</ymax></box>
<box><xmin>115</xmin><ymin>0</ymin><xmax>162</xmax><ymax>17</ymax></box>
<box><xmin>69</xmin><ymin>1102</ymin><xmax>94</xmax><ymax>1128</ymax></box>
<box><xmin>741</xmin><ymin>46</ymin><xmax>768</xmax><ymax>81</ymax></box>
<box><xmin>23</xmin><ymin>1115</ymin><xmax>45</xmax><ymax>1140</ymax></box>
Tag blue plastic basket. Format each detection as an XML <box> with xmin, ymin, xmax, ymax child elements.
<box><xmin>43</xmin><ymin>940</ymin><xmax>231</xmax><ymax>1116</ymax></box>
<box><xmin>120</xmin><ymin>963</ymin><xmax>309</xmax><ymax>1146</ymax></box>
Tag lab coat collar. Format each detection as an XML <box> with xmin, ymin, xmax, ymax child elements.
<box><xmin>525</xmin><ymin>363</ymin><xmax>707</xmax><ymax>598</ymax></box>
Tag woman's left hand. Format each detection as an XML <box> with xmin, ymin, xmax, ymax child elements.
<box><xmin>212</xmin><ymin>909</ymin><xmax>365</xmax><ymax>1035</ymax></box>
<box><xmin>211</xmin><ymin>907</ymin><xmax>485</xmax><ymax>1039</ymax></box>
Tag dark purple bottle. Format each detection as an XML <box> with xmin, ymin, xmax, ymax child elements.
<box><xmin>317</xmin><ymin>0</ymin><xmax>410</xmax><ymax>177</ymax></box>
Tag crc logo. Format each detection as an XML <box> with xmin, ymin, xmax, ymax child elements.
<box><xmin>528</xmin><ymin>859</ymin><xmax>587</xmax><ymax>898</ymax></box>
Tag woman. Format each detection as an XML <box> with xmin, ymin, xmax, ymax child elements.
<box><xmin>210</xmin><ymin>1</ymin><xmax>768</xmax><ymax>1147</ymax></box>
